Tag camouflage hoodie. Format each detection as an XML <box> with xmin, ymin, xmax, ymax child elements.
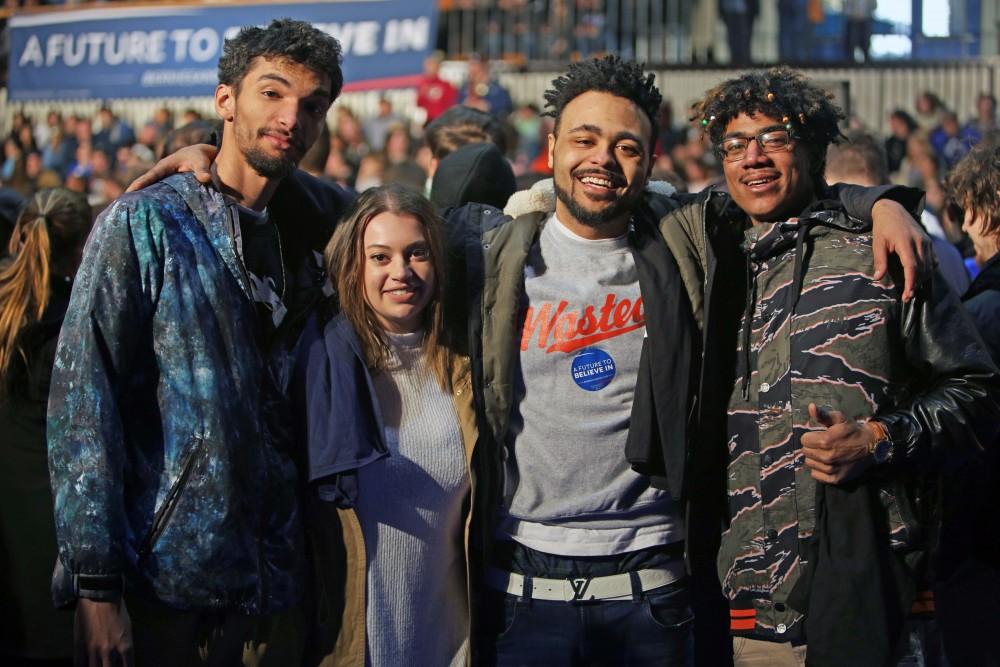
<box><xmin>718</xmin><ymin>207</ymin><xmax>1000</xmax><ymax>642</ymax></box>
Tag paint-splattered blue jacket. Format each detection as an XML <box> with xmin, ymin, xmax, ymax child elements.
<box><xmin>47</xmin><ymin>172</ymin><xmax>347</xmax><ymax>613</ymax></box>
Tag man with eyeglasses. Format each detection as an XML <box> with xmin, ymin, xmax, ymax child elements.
<box><xmin>654</xmin><ymin>67</ymin><xmax>1000</xmax><ymax>666</ymax></box>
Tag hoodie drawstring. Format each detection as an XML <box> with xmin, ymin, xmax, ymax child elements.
<box><xmin>787</xmin><ymin>222</ymin><xmax>811</xmax><ymax>318</ymax></box>
<box><xmin>740</xmin><ymin>254</ymin><xmax>757</xmax><ymax>401</ymax></box>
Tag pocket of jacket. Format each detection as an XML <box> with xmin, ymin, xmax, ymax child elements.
<box><xmin>138</xmin><ymin>437</ymin><xmax>206</xmax><ymax>560</ymax></box>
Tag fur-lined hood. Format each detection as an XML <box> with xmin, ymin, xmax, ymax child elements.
<box><xmin>503</xmin><ymin>177</ymin><xmax>677</xmax><ymax>219</ymax></box>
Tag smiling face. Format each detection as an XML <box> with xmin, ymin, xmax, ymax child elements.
<box><xmin>721</xmin><ymin>112</ymin><xmax>817</xmax><ymax>226</ymax></box>
<box><xmin>548</xmin><ymin>90</ymin><xmax>653</xmax><ymax>239</ymax></box>
<box><xmin>216</xmin><ymin>56</ymin><xmax>332</xmax><ymax>180</ymax></box>
<box><xmin>362</xmin><ymin>211</ymin><xmax>436</xmax><ymax>334</ymax></box>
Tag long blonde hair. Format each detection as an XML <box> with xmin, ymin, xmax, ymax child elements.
<box><xmin>0</xmin><ymin>188</ymin><xmax>91</xmax><ymax>382</ymax></box>
<box><xmin>325</xmin><ymin>183</ymin><xmax>453</xmax><ymax>389</ymax></box>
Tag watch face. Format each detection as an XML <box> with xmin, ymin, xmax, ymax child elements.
<box><xmin>874</xmin><ymin>439</ymin><xmax>893</xmax><ymax>464</ymax></box>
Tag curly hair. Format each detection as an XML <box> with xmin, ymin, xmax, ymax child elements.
<box><xmin>946</xmin><ymin>137</ymin><xmax>1000</xmax><ymax>237</ymax></box>
<box><xmin>218</xmin><ymin>18</ymin><xmax>343</xmax><ymax>102</ymax></box>
<box><xmin>543</xmin><ymin>55</ymin><xmax>662</xmax><ymax>145</ymax></box>
<box><xmin>691</xmin><ymin>67</ymin><xmax>845</xmax><ymax>182</ymax></box>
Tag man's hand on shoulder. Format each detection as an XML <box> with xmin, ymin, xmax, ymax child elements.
<box><xmin>870</xmin><ymin>199</ymin><xmax>935</xmax><ymax>302</ymax></box>
<box><xmin>126</xmin><ymin>144</ymin><xmax>217</xmax><ymax>193</ymax></box>
<box><xmin>800</xmin><ymin>402</ymin><xmax>876</xmax><ymax>485</ymax></box>
<box><xmin>75</xmin><ymin>597</ymin><xmax>134</xmax><ymax>667</ymax></box>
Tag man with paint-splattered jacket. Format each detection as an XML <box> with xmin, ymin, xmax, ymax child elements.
<box><xmin>686</xmin><ymin>68</ymin><xmax>1000</xmax><ymax>667</ymax></box>
<box><xmin>47</xmin><ymin>20</ymin><xmax>348</xmax><ymax>666</ymax></box>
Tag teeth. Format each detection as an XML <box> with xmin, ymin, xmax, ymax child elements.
<box><xmin>389</xmin><ymin>289</ymin><xmax>412</xmax><ymax>295</ymax></box>
<box><xmin>581</xmin><ymin>176</ymin><xmax>614</xmax><ymax>187</ymax></box>
<box><xmin>747</xmin><ymin>178</ymin><xmax>774</xmax><ymax>186</ymax></box>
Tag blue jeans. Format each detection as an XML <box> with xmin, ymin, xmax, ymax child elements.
<box><xmin>483</xmin><ymin>579</ymin><xmax>694</xmax><ymax>666</ymax></box>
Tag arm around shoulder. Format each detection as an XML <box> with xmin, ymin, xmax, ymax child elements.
<box><xmin>877</xmin><ymin>270</ymin><xmax>1000</xmax><ymax>470</ymax></box>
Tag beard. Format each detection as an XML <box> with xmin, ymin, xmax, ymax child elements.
<box><xmin>553</xmin><ymin>174</ymin><xmax>642</xmax><ymax>228</ymax></box>
<box><xmin>243</xmin><ymin>145</ymin><xmax>297</xmax><ymax>180</ymax></box>
<box><xmin>237</xmin><ymin>126</ymin><xmax>302</xmax><ymax>180</ymax></box>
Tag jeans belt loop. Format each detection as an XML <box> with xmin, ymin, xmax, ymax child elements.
<box><xmin>629</xmin><ymin>570</ymin><xmax>643</xmax><ymax>603</ymax></box>
<box><xmin>522</xmin><ymin>573</ymin><xmax>533</xmax><ymax>603</ymax></box>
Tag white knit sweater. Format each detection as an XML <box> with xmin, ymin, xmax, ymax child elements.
<box><xmin>355</xmin><ymin>331</ymin><xmax>470</xmax><ymax>667</ymax></box>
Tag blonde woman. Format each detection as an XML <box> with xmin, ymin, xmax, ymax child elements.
<box><xmin>0</xmin><ymin>188</ymin><xmax>91</xmax><ymax>665</ymax></box>
<box><xmin>296</xmin><ymin>183</ymin><xmax>477</xmax><ymax>667</ymax></box>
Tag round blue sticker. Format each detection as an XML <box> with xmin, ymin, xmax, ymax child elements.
<box><xmin>571</xmin><ymin>347</ymin><xmax>616</xmax><ymax>391</ymax></box>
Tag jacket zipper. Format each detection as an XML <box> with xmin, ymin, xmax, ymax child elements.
<box><xmin>138</xmin><ymin>437</ymin><xmax>205</xmax><ymax>560</ymax></box>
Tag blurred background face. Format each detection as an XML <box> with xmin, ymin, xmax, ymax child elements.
<box><xmin>25</xmin><ymin>153</ymin><xmax>42</xmax><ymax>179</ymax></box>
<box><xmin>385</xmin><ymin>127</ymin><xmax>410</xmax><ymax>162</ymax></box>
<box><xmin>962</xmin><ymin>207</ymin><xmax>1000</xmax><ymax>266</ymax></box>
<box><xmin>941</xmin><ymin>113</ymin><xmax>960</xmax><ymax>136</ymax></box>
<box><xmin>423</xmin><ymin>56</ymin><xmax>440</xmax><ymax>77</ymax></box>
<box><xmin>468</xmin><ymin>59</ymin><xmax>488</xmax><ymax>85</ymax></box>
<box><xmin>888</xmin><ymin>115</ymin><xmax>908</xmax><ymax>138</ymax></box>
<box><xmin>981</xmin><ymin>96</ymin><xmax>996</xmax><ymax>118</ymax></box>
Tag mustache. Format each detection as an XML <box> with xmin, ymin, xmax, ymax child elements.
<box><xmin>572</xmin><ymin>168</ymin><xmax>626</xmax><ymax>187</ymax></box>
<box><xmin>256</xmin><ymin>128</ymin><xmax>305</xmax><ymax>152</ymax></box>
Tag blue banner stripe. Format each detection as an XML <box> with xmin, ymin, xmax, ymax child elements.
<box><xmin>8</xmin><ymin>0</ymin><xmax>436</xmax><ymax>100</ymax></box>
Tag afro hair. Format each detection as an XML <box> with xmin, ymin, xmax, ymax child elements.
<box><xmin>691</xmin><ymin>67</ymin><xmax>845</xmax><ymax>182</ymax></box>
<box><xmin>543</xmin><ymin>55</ymin><xmax>662</xmax><ymax>146</ymax></box>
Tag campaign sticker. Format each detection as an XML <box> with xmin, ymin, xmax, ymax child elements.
<box><xmin>571</xmin><ymin>347</ymin><xmax>616</xmax><ymax>391</ymax></box>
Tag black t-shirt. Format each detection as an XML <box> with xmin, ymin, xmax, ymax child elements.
<box><xmin>235</xmin><ymin>204</ymin><xmax>289</xmax><ymax>336</ymax></box>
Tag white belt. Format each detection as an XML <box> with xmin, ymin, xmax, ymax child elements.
<box><xmin>487</xmin><ymin>562</ymin><xmax>686</xmax><ymax>602</ymax></box>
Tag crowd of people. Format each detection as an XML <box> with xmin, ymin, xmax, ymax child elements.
<box><xmin>1</xmin><ymin>15</ymin><xmax>1000</xmax><ymax>667</ymax></box>
<box><xmin>2</xmin><ymin>69</ymin><xmax>994</xmax><ymax>248</ymax></box>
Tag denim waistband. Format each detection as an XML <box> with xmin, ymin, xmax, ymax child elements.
<box><xmin>493</xmin><ymin>539</ymin><xmax>685</xmax><ymax>578</ymax></box>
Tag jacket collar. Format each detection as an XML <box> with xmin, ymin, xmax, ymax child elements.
<box><xmin>163</xmin><ymin>172</ymin><xmax>254</xmax><ymax>300</ymax></box>
<box><xmin>965</xmin><ymin>252</ymin><xmax>1000</xmax><ymax>300</ymax></box>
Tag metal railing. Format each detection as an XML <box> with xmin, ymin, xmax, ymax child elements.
<box><xmin>437</xmin><ymin>0</ymin><xmax>699</xmax><ymax>65</ymax></box>
<box><xmin>497</xmin><ymin>60</ymin><xmax>1000</xmax><ymax>137</ymax></box>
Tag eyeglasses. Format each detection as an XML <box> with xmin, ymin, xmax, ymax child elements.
<box><xmin>716</xmin><ymin>127</ymin><xmax>794</xmax><ymax>163</ymax></box>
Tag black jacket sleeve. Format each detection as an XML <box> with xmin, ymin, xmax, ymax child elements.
<box><xmin>879</xmin><ymin>269</ymin><xmax>1000</xmax><ymax>471</ymax></box>
<box><xmin>829</xmin><ymin>183</ymin><xmax>925</xmax><ymax>223</ymax></box>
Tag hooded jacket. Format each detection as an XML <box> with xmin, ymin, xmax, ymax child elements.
<box><xmin>431</xmin><ymin>142</ymin><xmax>516</xmax><ymax>211</ymax></box>
<box><xmin>47</xmin><ymin>170</ymin><xmax>350</xmax><ymax>613</ymax></box>
<box><xmin>661</xmin><ymin>192</ymin><xmax>1000</xmax><ymax>661</ymax></box>
<box><xmin>452</xmin><ymin>179</ymin><xmax>909</xmax><ymax>559</ymax></box>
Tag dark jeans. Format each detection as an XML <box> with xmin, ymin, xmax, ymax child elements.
<box><xmin>481</xmin><ymin>543</ymin><xmax>693</xmax><ymax>666</ymax></box>
<box><xmin>485</xmin><ymin>581</ymin><xmax>693</xmax><ymax>667</ymax></box>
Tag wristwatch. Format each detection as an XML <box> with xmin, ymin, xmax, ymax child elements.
<box><xmin>867</xmin><ymin>419</ymin><xmax>894</xmax><ymax>464</ymax></box>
